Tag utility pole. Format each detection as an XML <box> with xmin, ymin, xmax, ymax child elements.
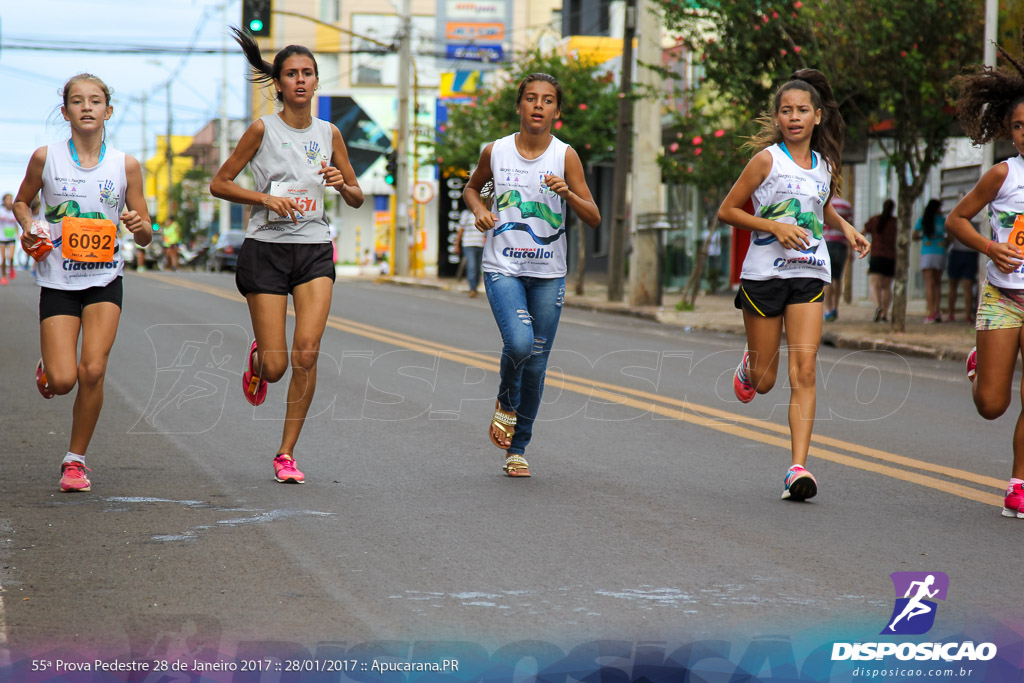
<box><xmin>393</xmin><ymin>0</ymin><xmax>413</xmax><ymax>276</ymax></box>
<box><xmin>219</xmin><ymin>3</ymin><xmax>231</xmax><ymax>238</ymax></box>
<box><xmin>982</xmin><ymin>0</ymin><xmax>998</xmax><ymax>171</ymax></box>
<box><xmin>141</xmin><ymin>92</ymin><xmax>147</xmax><ymax>194</ymax></box>
<box><xmin>607</xmin><ymin>0</ymin><xmax>636</xmax><ymax>302</ymax></box>
<box><xmin>165</xmin><ymin>80</ymin><xmax>173</xmax><ymax>225</ymax></box>
<box><xmin>627</xmin><ymin>0</ymin><xmax>663</xmax><ymax>307</ymax></box>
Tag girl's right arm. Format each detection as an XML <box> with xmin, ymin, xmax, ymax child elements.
<box><xmin>947</xmin><ymin>163</ymin><xmax>1022</xmax><ymax>273</ymax></box>
<box><xmin>210</xmin><ymin>120</ymin><xmax>301</xmax><ymax>223</ymax></box>
<box><xmin>718</xmin><ymin>150</ymin><xmax>811</xmax><ymax>251</ymax></box>
<box><xmin>13</xmin><ymin>147</ymin><xmax>47</xmax><ymax>244</ymax></box>
<box><xmin>463</xmin><ymin>144</ymin><xmax>496</xmax><ymax>232</ymax></box>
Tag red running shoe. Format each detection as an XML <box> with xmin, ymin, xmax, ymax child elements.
<box><xmin>60</xmin><ymin>461</ymin><xmax>92</xmax><ymax>492</ymax></box>
<box><xmin>734</xmin><ymin>350</ymin><xmax>755</xmax><ymax>403</ymax></box>
<box><xmin>36</xmin><ymin>359</ymin><xmax>55</xmax><ymax>399</ymax></box>
<box><xmin>242</xmin><ymin>340</ymin><xmax>268</xmax><ymax>406</ymax></box>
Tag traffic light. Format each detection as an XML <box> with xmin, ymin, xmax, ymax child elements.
<box><xmin>385</xmin><ymin>150</ymin><xmax>397</xmax><ymax>185</ymax></box>
<box><xmin>242</xmin><ymin>0</ymin><xmax>271</xmax><ymax>37</ymax></box>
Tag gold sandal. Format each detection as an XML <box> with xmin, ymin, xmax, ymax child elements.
<box><xmin>503</xmin><ymin>454</ymin><xmax>531</xmax><ymax>477</ymax></box>
<box><xmin>490</xmin><ymin>401</ymin><xmax>516</xmax><ymax>450</ymax></box>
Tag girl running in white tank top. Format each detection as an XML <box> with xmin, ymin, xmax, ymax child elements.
<box><xmin>947</xmin><ymin>39</ymin><xmax>1024</xmax><ymax>518</ymax></box>
<box><xmin>12</xmin><ymin>73</ymin><xmax>153</xmax><ymax>493</ymax></box>
<box><xmin>718</xmin><ymin>69</ymin><xmax>869</xmax><ymax>502</ymax></box>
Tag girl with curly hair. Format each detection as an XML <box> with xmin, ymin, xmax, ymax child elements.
<box><xmin>946</xmin><ymin>32</ymin><xmax>1024</xmax><ymax>517</ymax></box>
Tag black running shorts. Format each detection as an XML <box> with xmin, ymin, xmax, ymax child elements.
<box><xmin>734</xmin><ymin>277</ymin><xmax>824</xmax><ymax>318</ymax></box>
<box><xmin>39</xmin><ymin>276</ymin><xmax>123</xmax><ymax>322</ymax></box>
<box><xmin>235</xmin><ymin>240</ymin><xmax>336</xmax><ymax>296</ymax></box>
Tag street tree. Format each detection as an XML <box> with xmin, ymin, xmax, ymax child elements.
<box><xmin>659</xmin><ymin>0</ymin><xmax>983</xmax><ymax>331</ymax></box>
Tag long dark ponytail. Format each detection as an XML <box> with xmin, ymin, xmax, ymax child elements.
<box><xmin>921</xmin><ymin>199</ymin><xmax>941</xmax><ymax>239</ymax></box>
<box><xmin>230</xmin><ymin>27</ymin><xmax>319</xmax><ymax>103</ymax></box>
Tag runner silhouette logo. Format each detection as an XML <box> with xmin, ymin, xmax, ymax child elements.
<box><xmin>882</xmin><ymin>571</ymin><xmax>949</xmax><ymax>635</ymax></box>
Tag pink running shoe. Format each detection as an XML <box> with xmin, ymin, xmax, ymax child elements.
<box><xmin>782</xmin><ymin>465</ymin><xmax>817</xmax><ymax>501</ymax></box>
<box><xmin>35</xmin><ymin>359</ymin><xmax>55</xmax><ymax>399</ymax></box>
<box><xmin>734</xmin><ymin>351</ymin><xmax>755</xmax><ymax>403</ymax></box>
<box><xmin>60</xmin><ymin>461</ymin><xmax>92</xmax><ymax>492</ymax></box>
<box><xmin>966</xmin><ymin>347</ymin><xmax>977</xmax><ymax>383</ymax></box>
<box><xmin>1003</xmin><ymin>483</ymin><xmax>1024</xmax><ymax>518</ymax></box>
<box><xmin>1</xmin><ymin>276</ymin><xmax>7</xmax><ymax>286</ymax></box>
<box><xmin>242</xmin><ymin>340</ymin><xmax>268</xmax><ymax>406</ymax></box>
<box><xmin>273</xmin><ymin>454</ymin><xmax>305</xmax><ymax>484</ymax></box>
<box><xmin>8</xmin><ymin>267</ymin><xmax>14</xmax><ymax>280</ymax></box>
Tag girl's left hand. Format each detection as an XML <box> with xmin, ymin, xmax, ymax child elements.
<box><xmin>847</xmin><ymin>227</ymin><xmax>871</xmax><ymax>258</ymax></box>
<box><xmin>319</xmin><ymin>160</ymin><xmax>346</xmax><ymax>190</ymax></box>
<box><xmin>543</xmin><ymin>174</ymin><xmax>571</xmax><ymax>200</ymax></box>
<box><xmin>121</xmin><ymin>209</ymin><xmax>144</xmax><ymax>235</ymax></box>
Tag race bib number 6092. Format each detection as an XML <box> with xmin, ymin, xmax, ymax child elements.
<box><xmin>61</xmin><ymin>217</ymin><xmax>117</xmax><ymax>262</ymax></box>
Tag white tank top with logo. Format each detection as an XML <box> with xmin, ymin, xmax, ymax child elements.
<box><xmin>742</xmin><ymin>143</ymin><xmax>832</xmax><ymax>282</ymax></box>
<box><xmin>246</xmin><ymin>114</ymin><xmax>334</xmax><ymax>243</ymax></box>
<box><xmin>986</xmin><ymin>155</ymin><xmax>1024</xmax><ymax>289</ymax></box>
<box><xmin>482</xmin><ymin>133</ymin><xmax>569</xmax><ymax>278</ymax></box>
<box><xmin>36</xmin><ymin>142</ymin><xmax>127</xmax><ymax>290</ymax></box>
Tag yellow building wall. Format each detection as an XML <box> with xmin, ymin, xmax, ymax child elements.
<box><xmin>145</xmin><ymin>135</ymin><xmax>195</xmax><ymax>225</ymax></box>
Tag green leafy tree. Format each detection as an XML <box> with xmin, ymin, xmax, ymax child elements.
<box><xmin>432</xmin><ymin>49</ymin><xmax>619</xmax><ymax>174</ymax></box>
<box><xmin>658</xmin><ymin>0</ymin><xmax>983</xmax><ymax>330</ymax></box>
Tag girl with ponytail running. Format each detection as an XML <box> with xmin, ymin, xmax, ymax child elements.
<box><xmin>718</xmin><ymin>69</ymin><xmax>869</xmax><ymax>501</ymax></box>
<box><xmin>211</xmin><ymin>29</ymin><xmax>364</xmax><ymax>484</ymax></box>
<box><xmin>13</xmin><ymin>73</ymin><xmax>153</xmax><ymax>492</ymax></box>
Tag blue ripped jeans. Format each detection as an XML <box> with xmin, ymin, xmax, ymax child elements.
<box><xmin>483</xmin><ymin>272</ymin><xmax>565</xmax><ymax>456</ymax></box>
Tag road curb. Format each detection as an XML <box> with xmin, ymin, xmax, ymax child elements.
<box><xmin>370</xmin><ymin>276</ymin><xmax>969</xmax><ymax>361</ymax></box>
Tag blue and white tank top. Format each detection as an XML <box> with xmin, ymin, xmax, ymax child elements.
<box><xmin>742</xmin><ymin>143</ymin><xmax>832</xmax><ymax>282</ymax></box>
<box><xmin>246</xmin><ymin>114</ymin><xmax>334</xmax><ymax>243</ymax></box>
<box><xmin>986</xmin><ymin>155</ymin><xmax>1024</xmax><ymax>289</ymax></box>
<box><xmin>36</xmin><ymin>141</ymin><xmax>127</xmax><ymax>290</ymax></box>
<box><xmin>482</xmin><ymin>133</ymin><xmax>570</xmax><ymax>278</ymax></box>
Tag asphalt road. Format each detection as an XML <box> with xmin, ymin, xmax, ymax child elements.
<box><xmin>0</xmin><ymin>269</ymin><xmax>1014</xmax><ymax>674</ymax></box>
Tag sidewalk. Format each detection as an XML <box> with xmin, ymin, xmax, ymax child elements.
<box><xmin>359</xmin><ymin>270</ymin><xmax>975</xmax><ymax>362</ymax></box>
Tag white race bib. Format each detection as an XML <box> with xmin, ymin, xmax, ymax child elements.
<box><xmin>268</xmin><ymin>181</ymin><xmax>324</xmax><ymax>222</ymax></box>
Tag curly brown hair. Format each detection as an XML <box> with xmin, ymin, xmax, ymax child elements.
<box><xmin>950</xmin><ymin>29</ymin><xmax>1024</xmax><ymax>145</ymax></box>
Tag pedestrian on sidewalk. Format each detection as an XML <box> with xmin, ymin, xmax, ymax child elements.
<box><xmin>210</xmin><ymin>28</ymin><xmax>364</xmax><ymax>485</ymax></box>
<box><xmin>947</xmin><ymin>40</ymin><xmax>1024</xmax><ymax>518</ymax></box>
<box><xmin>863</xmin><ymin>199</ymin><xmax>897</xmax><ymax>322</ymax></box>
<box><xmin>0</xmin><ymin>193</ymin><xmax>18</xmax><ymax>285</ymax></box>
<box><xmin>822</xmin><ymin>194</ymin><xmax>853</xmax><ymax>321</ymax></box>
<box><xmin>913</xmin><ymin>198</ymin><xmax>946</xmax><ymax>323</ymax></box>
<box><xmin>718</xmin><ymin>69</ymin><xmax>869</xmax><ymax>502</ymax></box>
<box><xmin>13</xmin><ymin>73</ymin><xmax>153</xmax><ymax>492</ymax></box>
<box><xmin>454</xmin><ymin>202</ymin><xmax>485</xmax><ymax>297</ymax></box>
<box><xmin>947</xmin><ymin>229</ymin><xmax>979</xmax><ymax>324</ymax></box>
<box><xmin>463</xmin><ymin>72</ymin><xmax>601</xmax><ymax>478</ymax></box>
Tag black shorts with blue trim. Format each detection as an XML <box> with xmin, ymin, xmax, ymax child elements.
<box><xmin>734</xmin><ymin>277</ymin><xmax>825</xmax><ymax>318</ymax></box>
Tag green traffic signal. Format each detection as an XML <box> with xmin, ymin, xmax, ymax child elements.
<box><xmin>249</xmin><ymin>19</ymin><xmax>264</xmax><ymax>32</ymax></box>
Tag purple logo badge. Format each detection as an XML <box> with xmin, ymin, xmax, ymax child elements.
<box><xmin>881</xmin><ymin>571</ymin><xmax>949</xmax><ymax>635</ymax></box>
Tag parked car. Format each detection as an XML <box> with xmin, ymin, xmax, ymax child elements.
<box><xmin>122</xmin><ymin>232</ymin><xmax>164</xmax><ymax>270</ymax></box>
<box><xmin>206</xmin><ymin>231</ymin><xmax>246</xmax><ymax>272</ymax></box>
